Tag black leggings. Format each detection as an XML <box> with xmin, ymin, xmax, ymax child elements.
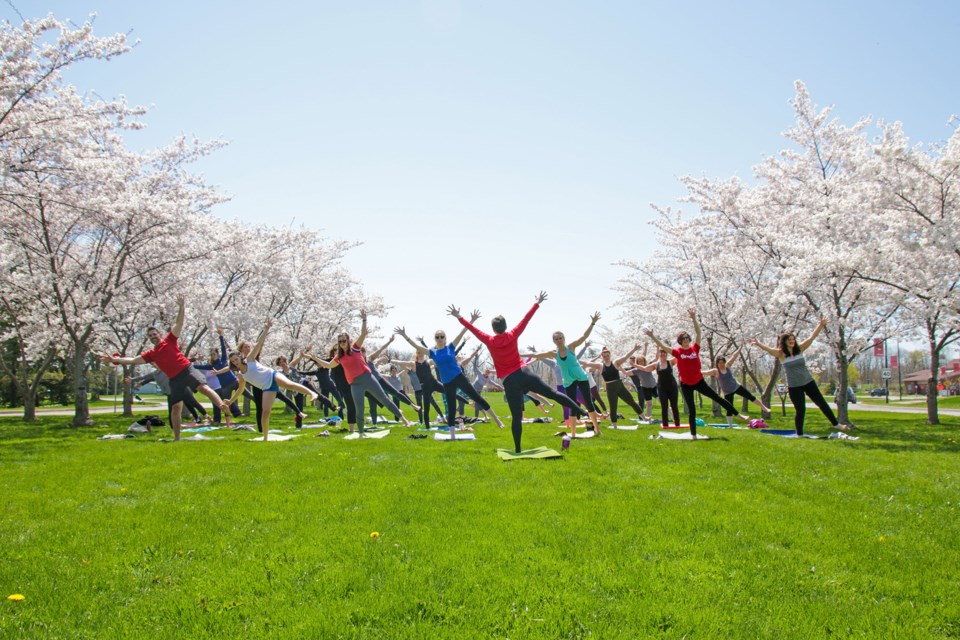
<box><xmin>658</xmin><ymin>382</ymin><xmax>681</xmax><ymax>427</ymax></box>
<box><xmin>605</xmin><ymin>379</ymin><xmax>644</xmax><ymax>424</ymax></box>
<box><xmin>216</xmin><ymin>382</ymin><xmax>243</xmax><ymax>418</ymax></box>
<box><xmin>564</xmin><ymin>379</ymin><xmax>595</xmax><ymax>413</ymax></box>
<box><xmin>415</xmin><ymin>388</ymin><xmax>445</xmax><ymax>426</ymax></box>
<box><xmin>590</xmin><ymin>386</ymin><xmax>607</xmax><ymax>412</ymax></box>
<box><xmin>443</xmin><ymin>373</ymin><xmax>490</xmax><ymax>426</ymax></box>
<box><xmin>680</xmin><ymin>379</ymin><xmax>740</xmax><ymax>436</ymax></box>
<box><xmin>788</xmin><ymin>381</ymin><xmax>838</xmax><ymax>435</ymax></box>
<box><xmin>504</xmin><ymin>368</ymin><xmax>585</xmax><ymax>452</ymax></box>
<box><xmin>331</xmin><ymin>374</ymin><xmax>356</xmax><ymax>426</ymax></box>
<box><xmin>183</xmin><ymin>392</ymin><xmax>206</xmax><ymax>421</ymax></box>
<box><xmin>723</xmin><ymin>385</ymin><xmax>756</xmax><ymax>416</ymax></box>
<box><xmin>318</xmin><ymin>378</ymin><xmax>345</xmax><ymax>415</ymax></box>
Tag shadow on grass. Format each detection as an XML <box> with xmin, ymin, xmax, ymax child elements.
<box><xmin>850</xmin><ymin>427</ymin><xmax>960</xmax><ymax>454</ymax></box>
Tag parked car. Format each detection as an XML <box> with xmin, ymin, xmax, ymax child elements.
<box><xmin>869</xmin><ymin>387</ymin><xmax>888</xmax><ymax>397</ymax></box>
<box><xmin>835</xmin><ymin>386</ymin><xmax>856</xmax><ymax>404</ymax></box>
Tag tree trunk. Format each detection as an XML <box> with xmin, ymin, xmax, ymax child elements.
<box><xmin>830</xmin><ymin>322</ymin><xmax>853</xmax><ymax>427</ymax></box>
<box><xmin>72</xmin><ymin>342</ymin><xmax>92</xmax><ymax>426</ymax></box>
<box><xmin>122</xmin><ymin>364</ymin><xmax>134</xmax><ymax>417</ymax></box>
<box><xmin>759</xmin><ymin>359</ymin><xmax>781</xmax><ymax>420</ymax></box>
<box><xmin>927</xmin><ymin>345</ymin><xmax>940</xmax><ymax>425</ymax></box>
<box><xmin>22</xmin><ymin>389</ymin><xmax>36</xmax><ymax>421</ymax></box>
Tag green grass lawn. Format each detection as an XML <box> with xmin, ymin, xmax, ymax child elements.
<box><xmin>1</xmin><ymin>396</ymin><xmax>958</xmax><ymax>638</ymax></box>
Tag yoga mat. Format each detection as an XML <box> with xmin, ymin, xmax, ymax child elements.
<box><xmin>247</xmin><ymin>434</ymin><xmax>301</xmax><ymax>442</ymax></box>
<box><xmin>608</xmin><ymin>424</ymin><xmax>639</xmax><ymax>431</ymax></box>
<box><xmin>182</xmin><ymin>434</ymin><xmax>224</xmax><ymax>441</ymax></box>
<box><xmin>552</xmin><ymin>430</ymin><xmax>596</xmax><ymax>438</ymax></box>
<box><xmin>434</xmin><ymin>432</ymin><xmax>477</xmax><ymax>441</ymax></box>
<box><xmin>496</xmin><ymin>447</ymin><xmax>562</xmax><ymax>461</ymax></box>
<box><xmin>656</xmin><ymin>431</ymin><xmax>710</xmax><ymax>440</ymax></box>
<box><xmin>344</xmin><ymin>429</ymin><xmax>391</xmax><ymax>440</ymax></box>
<box><xmin>660</xmin><ymin>424</ymin><xmax>691</xmax><ymax>429</ymax></box>
<box><xmin>97</xmin><ymin>434</ymin><xmax>135</xmax><ymax>440</ymax></box>
<box><xmin>521</xmin><ymin>417</ymin><xmax>552</xmax><ymax>424</ymax></box>
<box><xmin>760</xmin><ymin>429</ymin><xmax>821</xmax><ymax>439</ymax></box>
<box><xmin>181</xmin><ymin>426</ymin><xmax>219</xmax><ymax>433</ymax></box>
<box><xmin>557</xmin><ymin>429</ymin><xmax>596</xmax><ymax>439</ymax></box>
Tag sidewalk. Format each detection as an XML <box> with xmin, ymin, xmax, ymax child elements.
<box><xmin>0</xmin><ymin>402</ymin><xmax>167</xmax><ymax>418</ymax></box>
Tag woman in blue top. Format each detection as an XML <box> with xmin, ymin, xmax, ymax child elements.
<box><xmin>395</xmin><ymin>317</ymin><xmax>504</xmax><ymax>429</ymax></box>
<box><xmin>524</xmin><ymin>312</ymin><xmax>602</xmax><ymax>438</ymax></box>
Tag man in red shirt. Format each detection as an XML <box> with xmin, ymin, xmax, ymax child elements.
<box><xmin>98</xmin><ymin>295</ymin><xmax>230</xmax><ymax>440</ymax></box>
<box><xmin>453</xmin><ymin>291</ymin><xmax>586</xmax><ymax>452</ymax></box>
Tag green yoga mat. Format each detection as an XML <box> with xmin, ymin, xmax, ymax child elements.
<box><xmin>496</xmin><ymin>447</ymin><xmax>563</xmax><ymax>460</ymax></box>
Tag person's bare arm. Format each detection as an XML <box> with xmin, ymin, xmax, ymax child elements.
<box><xmin>169</xmin><ymin>294</ymin><xmax>186</xmax><ymax>338</ymax></box>
<box><xmin>394</xmin><ymin>327</ymin><xmax>430</xmax><ymax>356</ymax></box>
<box><xmin>799</xmin><ymin>317</ymin><xmax>828</xmax><ymax>352</ymax></box>
<box><xmin>614</xmin><ymin>344</ymin><xmax>641</xmax><ymax>368</ymax></box>
<box><xmin>643</xmin><ymin>328</ymin><xmax>672</xmax><ymax>354</ymax></box>
<box><xmin>567</xmin><ymin>312</ymin><xmax>600</xmax><ymax>350</ymax></box>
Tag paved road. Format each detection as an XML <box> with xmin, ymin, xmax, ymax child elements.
<box><xmin>0</xmin><ymin>403</ymin><xmax>167</xmax><ymax>418</ymax></box>
<box><xmin>3</xmin><ymin>400</ymin><xmax>958</xmax><ymax>419</ymax></box>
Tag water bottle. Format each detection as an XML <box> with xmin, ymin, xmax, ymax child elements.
<box><xmin>561</xmin><ymin>435</ymin><xmax>571</xmax><ymax>450</ymax></box>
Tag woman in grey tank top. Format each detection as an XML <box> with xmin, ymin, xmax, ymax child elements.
<box><xmin>702</xmin><ymin>344</ymin><xmax>770</xmax><ymax>425</ymax></box>
<box><xmin>750</xmin><ymin>318</ymin><xmax>849</xmax><ymax>435</ymax></box>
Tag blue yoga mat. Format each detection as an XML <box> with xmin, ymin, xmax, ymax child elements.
<box><xmin>760</xmin><ymin>429</ymin><xmax>820</xmax><ymax>439</ymax></box>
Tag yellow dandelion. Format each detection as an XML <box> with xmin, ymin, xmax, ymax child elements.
<box><xmin>878</xmin><ymin>536</ymin><xmax>887</xmax><ymax>542</ymax></box>
<box><xmin>370</xmin><ymin>532</ymin><xmax>380</xmax><ymax>539</ymax></box>
<box><xmin>7</xmin><ymin>594</ymin><xmax>24</xmax><ymax>602</ymax></box>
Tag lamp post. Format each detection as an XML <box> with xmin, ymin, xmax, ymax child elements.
<box><xmin>884</xmin><ymin>336</ymin><xmax>889</xmax><ymax>405</ymax></box>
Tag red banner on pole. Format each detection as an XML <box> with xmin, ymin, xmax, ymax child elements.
<box><xmin>889</xmin><ymin>355</ymin><xmax>898</xmax><ymax>369</ymax></box>
<box><xmin>953</xmin><ymin>361</ymin><xmax>960</xmax><ymax>373</ymax></box>
<box><xmin>873</xmin><ymin>338</ymin><xmax>885</xmax><ymax>357</ymax></box>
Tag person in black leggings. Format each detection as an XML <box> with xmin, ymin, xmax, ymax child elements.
<box><xmin>645</xmin><ymin>309</ymin><xmax>749</xmax><ymax>438</ymax></box>
<box><xmin>304</xmin><ymin>346</ymin><xmax>357</xmax><ymax>431</ymax></box>
<box><xmin>635</xmin><ymin>349</ymin><xmax>682</xmax><ymax>427</ymax></box>
<box><xmin>583</xmin><ymin>345</ymin><xmax>646</xmax><ymax>429</ymax></box>
<box><xmin>750</xmin><ymin>318</ymin><xmax>849</xmax><ymax>434</ymax></box>
<box><xmin>452</xmin><ymin>291</ymin><xmax>586</xmax><ymax>452</ymax></box>
<box><xmin>395</xmin><ymin>322</ymin><xmax>504</xmax><ymax>428</ymax></box>
<box><xmin>393</xmin><ymin>352</ymin><xmax>446</xmax><ymax>426</ymax></box>
<box><xmin>214</xmin><ymin>337</ymin><xmax>306</xmax><ymax>431</ymax></box>
<box><xmin>292</xmin><ymin>346</ymin><xmax>344</xmax><ymax>417</ymax></box>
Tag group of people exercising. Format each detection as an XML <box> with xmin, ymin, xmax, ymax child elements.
<box><xmin>100</xmin><ymin>293</ymin><xmax>848</xmax><ymax>448</ymax></box>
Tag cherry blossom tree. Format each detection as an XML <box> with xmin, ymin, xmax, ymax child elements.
<box><xmin>859</xmin><ymin>119</ymin><xmax>960</xmax><ymax>423</ymax></box>
<box><xmin>618</xmin><ymin>82</ymin><xmax>901</xmax><ymax>426</ymax></box>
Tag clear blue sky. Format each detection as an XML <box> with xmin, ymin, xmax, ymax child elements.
<box><xmin>8</xmin><ymin>1</ymin><xmax>960</xmax><ymax>347</ymax></box>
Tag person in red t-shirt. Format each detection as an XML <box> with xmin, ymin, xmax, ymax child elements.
<box><xmin>97</xmin><ymin>295</ymin><xmax>230</xmax><ymax>440</ymax></box>
<box><xmin>453</xmin><ymin>291</ymin><xmax>587</xmax><ymax>452</ymax></box>
<box><xmin>644</xmin><ymin>308</ymin><xmax>748</xmax><ymax>438</ymax></box>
